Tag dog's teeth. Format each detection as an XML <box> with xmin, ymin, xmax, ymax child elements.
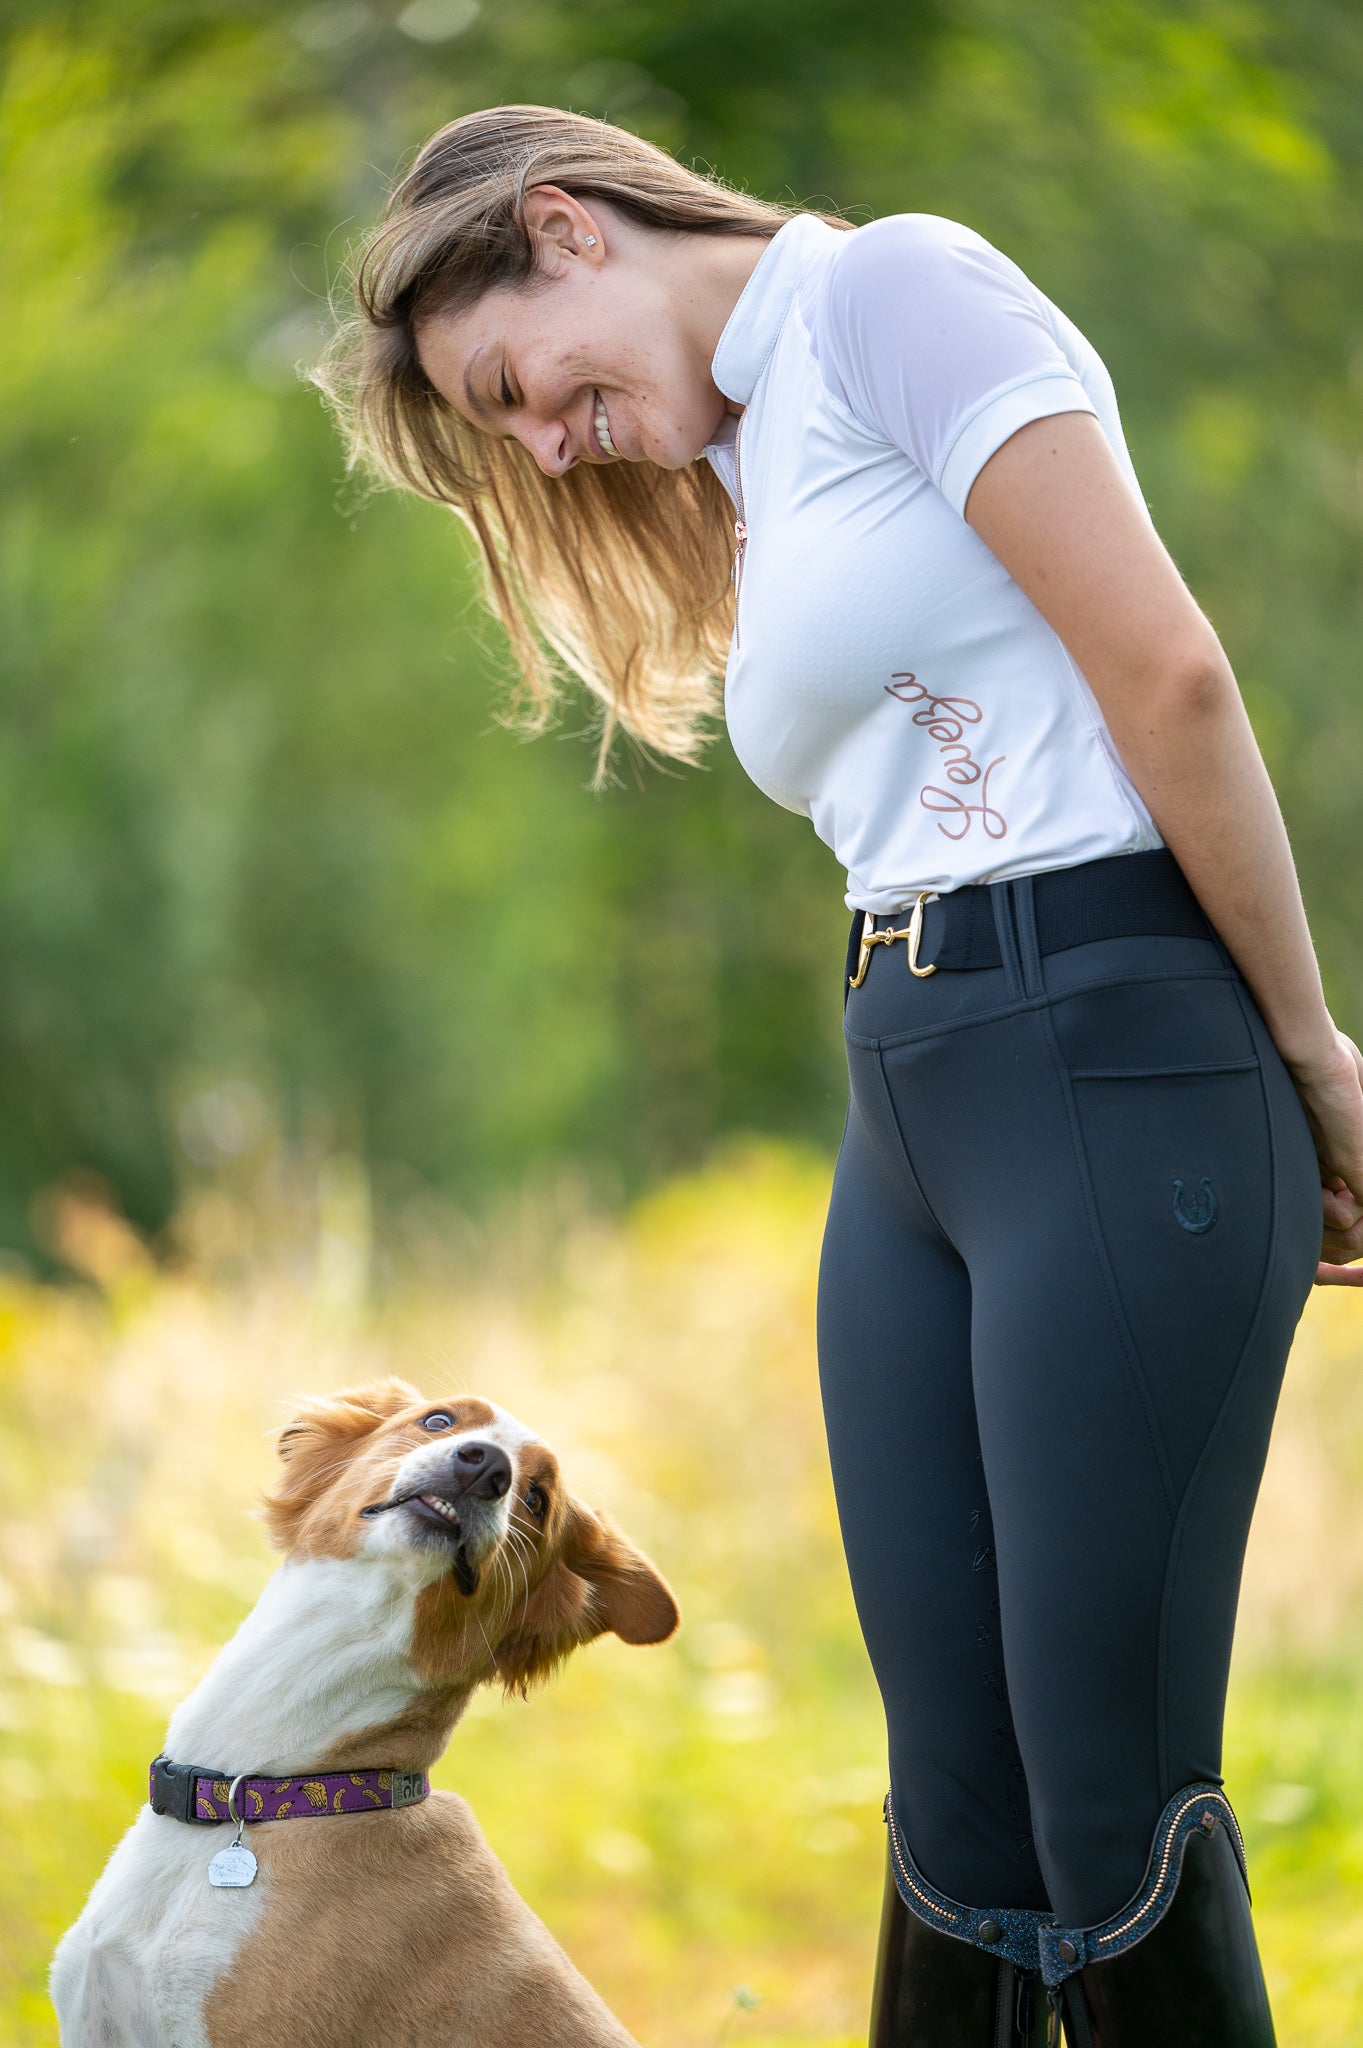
<box><xmin>419</xmin><ymin>1494</ymin><xmax>460</xmax><ymax>1525</ymax></box>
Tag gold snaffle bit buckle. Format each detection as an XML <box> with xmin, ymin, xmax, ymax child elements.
<box><xmin>847</xmin><ymin>891</ymin><xmax>939</xmax><ymax>990</ymax></box>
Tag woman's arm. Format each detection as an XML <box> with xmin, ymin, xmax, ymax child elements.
<box><xmin>964</xmin><ymin>408</ymin><xmax>1363</xmax><ymax>1284</ymax></box>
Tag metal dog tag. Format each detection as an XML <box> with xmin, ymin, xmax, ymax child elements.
<box><xmin>208</xmin><ymin>1839</ymin><xmax>257</xmax><ymax>1887</ymax></box>
<box><xmin>209</xmin><ymin>1778</ymin><xmax>257</xmax><ymax>1886</ymax></box>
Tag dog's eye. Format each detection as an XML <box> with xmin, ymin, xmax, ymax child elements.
<box><xmin>524</xmin><ymin>1483</ymin><xmax>547</xmax><ymax>1518</ymax></box>
<box><xmin>422</xmin><ymin>1412</ymin><xmax>455</xmax><ymax>1433</ymax></box>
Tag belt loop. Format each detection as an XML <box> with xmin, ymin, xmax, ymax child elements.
<box><xmin>1011</xmin><ymin>874</ymin><xmax>1044</xmax><ymax>997</ymax></box>
<box><xmin>844</xmin><ymin>908</ymin><xmax>865</xmax><ymax>1009</ymax></box>
<box><xmin>990</xmin><ymin>879</ymin><xmax>1025</xmax><ymax>1002</ymax></box>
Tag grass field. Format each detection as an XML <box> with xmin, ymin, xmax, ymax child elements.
<box><xmin>2</xmin><ymin>1143</ymin><xmax>1362</xmax><ymax>2044</ymax></box>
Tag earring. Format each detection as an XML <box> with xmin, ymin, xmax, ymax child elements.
<box><xmin>585</xmin><ymin>235</ymin><xmax>597</xmax><ymax>246</ymax></box>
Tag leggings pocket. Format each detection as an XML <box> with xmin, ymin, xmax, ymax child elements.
<box><xmin>1051</xmin><ymin>971</ymin><xmax>1256</xmax><ymax>1077</ymax></box>
<box><xmin>1053</xmin><ymin>978</ymin><xmax>1277</xmax><ymax>1497</ymax></box>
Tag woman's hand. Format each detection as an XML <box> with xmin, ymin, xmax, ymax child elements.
<box><xmin>1288</xmin><ymin>1027</ymin><xmax>1363</xmax><ymax>1284</ymax></box>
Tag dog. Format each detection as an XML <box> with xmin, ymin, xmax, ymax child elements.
<box><xmin>52</xmin><ymin>1377</ymin><xmax>679</xmax><ymax>2046</ymax></box>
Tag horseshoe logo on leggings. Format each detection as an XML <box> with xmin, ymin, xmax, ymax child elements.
<box><xmin>1172</xmin><ymin>1177</ymin><xmax>1218</xmax><ymax>1234</ymax></box>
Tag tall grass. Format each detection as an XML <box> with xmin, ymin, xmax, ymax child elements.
<box><xmin>2</xmin><ymin>1145</ymin><xmax>1360</xmax><ymax>2044</ymax></box>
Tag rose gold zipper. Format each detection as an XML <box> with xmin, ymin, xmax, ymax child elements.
<box><xmin>731</xmin><ymin>410</ymin><xmax>747</xmax><ymax>648</ymax></box>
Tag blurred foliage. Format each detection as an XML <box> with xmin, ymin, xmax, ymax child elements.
<box><xmin>2</xmin><ymin>1148</ymin><xmax>1362</xmax><ymax>2042</ymax></box>
<box><xmin>3</xmin><ymin>0</ymin><xmax>1363</xmax><ymax>1259</ymax></box>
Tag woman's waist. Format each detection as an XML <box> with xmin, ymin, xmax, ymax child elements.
<box><xmin>849</xmin><ymin>847</ymin><xmax>1210</xmax><ymax>981</ymax></box>
<box><xmin>840</xmin><ymin>848</ymin><xmax>1244</xmax><ymax>1053</ymax></box>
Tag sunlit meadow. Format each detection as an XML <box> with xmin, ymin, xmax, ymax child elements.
<box><xmin>2</xmin><ymin>1144</ymin><xmax>1362</xmax><ymax>2045</ymax></box>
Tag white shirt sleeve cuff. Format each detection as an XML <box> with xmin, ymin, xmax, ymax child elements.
<box><xmin>937</xmin><ymin>372</ymin><xmax>1099</xmax><ymax>519</ymax></box>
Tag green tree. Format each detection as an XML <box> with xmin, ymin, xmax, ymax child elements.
<box><xmin>2</xmin><ymin>0</ymin><xmax>1359</xmax><ymax>1262</ymax></box>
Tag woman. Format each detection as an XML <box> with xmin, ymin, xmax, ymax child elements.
<box><xmin>317</xmin><ymin>106</ymin><xmax>1363</xmax><ymax>2046</ymax></box>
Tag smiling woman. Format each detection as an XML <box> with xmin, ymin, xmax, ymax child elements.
<box><xmin>314</xmin><ymin>105</ymin><xmax>847</xmax><ymax>767</ymax></box>
<box><xmin>411</xmin><ymin>185</ymin><xmax>766</xmax><ymax>475</ymax></box>
<box><xmin>314</xmin><ymin>99</ymin><xmax>1363</xmax><ymax>2048</ymax></box>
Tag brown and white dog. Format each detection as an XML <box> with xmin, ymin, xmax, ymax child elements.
<box><xmin>52</xmin><ymin>1378</ymin><xmax>679</xmax><ymax>2047</ymax></box>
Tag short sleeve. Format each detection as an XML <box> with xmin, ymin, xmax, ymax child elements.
<box><xmin>812</xmin><ymin>214</ymin><xmax>1099</xmax><ymax>517</ymax></box>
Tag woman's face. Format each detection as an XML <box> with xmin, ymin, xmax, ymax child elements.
<box><xmin>415</xmin><ymin>185</ymin><xmax>755</xmax><ymax>476</ymax></box>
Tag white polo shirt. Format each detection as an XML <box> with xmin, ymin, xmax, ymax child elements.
<box><xmin>701</xmin><ymin>211</ymin><xmax>1162</xmax><ymax>913</ymax></box>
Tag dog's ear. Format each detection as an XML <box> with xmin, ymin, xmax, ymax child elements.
<box><xmin>261</xmin><ymin>1378</ymin><xmax>423</xmax><ymax>1552</ymax></box>
<box><xmin>495</xmin><ymin>1498</ymin><xmax>679</xmax><ymax>1697</ymax></box>
<box><xmin>274</xmin><ymin>1379</ymin><xmax>422</xmax><ymax>1464</ymax></box>
<box><xmin>562</xmin><ymin>1499</ymin><xmax>680</xmax><ymax>1646</ymax></box>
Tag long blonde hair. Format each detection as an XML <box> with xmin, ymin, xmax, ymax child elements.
<box><xmin>313</xmin><ymin>106</ymin><xmax>851</xmax><ymax>773</ymax></box>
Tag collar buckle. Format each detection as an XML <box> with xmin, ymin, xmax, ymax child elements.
<box><xmin>149</xmin><ymin>1753</ymin><xmax>209</xmax><ymax>1824</ymax></box>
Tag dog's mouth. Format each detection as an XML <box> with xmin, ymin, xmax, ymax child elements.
<box><xmin>361</xmin><ymin>1489</ymin><xmax>481</xmax><ymax>1595</ymax></box>
<box><xmin>410</xmin><ymin>1494</ymin><xmax>480</xmax><ymax>1595</ymax></box>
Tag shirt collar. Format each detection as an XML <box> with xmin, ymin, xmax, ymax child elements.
<box><xmin>710</xmin><ymin>213</ymin><xmax>844</xmax><ymax>407</ymax></box>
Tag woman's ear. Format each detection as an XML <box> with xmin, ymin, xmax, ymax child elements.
<box><xmin>522</xmin><ymin>183</ymin><xmax>606</xmax><ymax>267</ymax></box>
<box><xmin>562</xmin><ymin>1498</ymin><xmax>680</xmax><ymax>1646</ymax></box>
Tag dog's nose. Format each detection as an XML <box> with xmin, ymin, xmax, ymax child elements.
<box><xmin>451</xmin><ymin>1441</ymin><xmax>511</xmax><ymax>1501</ymax></box>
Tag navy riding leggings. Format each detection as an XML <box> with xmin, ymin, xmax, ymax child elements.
<box><xmin>816</xmin><ymin>859</ymin><xmax>1320</xmax><ymax>1933</ymax></box>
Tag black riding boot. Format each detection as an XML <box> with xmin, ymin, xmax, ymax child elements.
<box><xmin>870</xmin><ymin>1834</ymin><xmax>1057</xmax><ymax>2045</ymax></box>
<box><xmin>1039</xmin><ymin>1787</ymin><xmax>1276</xmax><ymax>2047</ymax></box>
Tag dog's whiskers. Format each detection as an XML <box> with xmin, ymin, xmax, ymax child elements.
<box><xmin>502</xmin><ymin>1526</ymin><xmax>533</xmax><ymax>1625</ymax></box>
<box><xmin>470</xmin><ymin>1592</ymin><xmax>502</xmax><ymax>1682</ymax></box>
<box><xmin>488</xmin><ymin>1547</ymin><xmax>509</xmax><ymax>1620</ymax></box>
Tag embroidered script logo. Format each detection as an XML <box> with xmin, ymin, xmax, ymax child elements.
<box><xmin>885</xmin><ymin>673</ymin><xmax>1007</xmax><ymax>841</ymax></box>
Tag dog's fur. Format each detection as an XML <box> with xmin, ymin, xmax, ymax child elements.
<box><xmin>52</xmin><ymin>1378</ymin><xmax>679</xmax><ymax>2047</ymax></box>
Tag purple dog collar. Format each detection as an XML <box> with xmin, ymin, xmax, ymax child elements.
<box><xmin>149</xmin><ymin>1753</ymin><xmax>429</xmax><ymax>1825</ymax></box>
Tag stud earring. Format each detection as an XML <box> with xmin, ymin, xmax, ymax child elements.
<box><xmin>585</xmin><ymin>235</ymin><xmax>597</xmax><ymax>246</ymax></box>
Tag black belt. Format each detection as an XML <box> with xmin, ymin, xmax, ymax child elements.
<box><xmin>847</xmin><ymin>850</ymin><xmax>1213</xmax><ymax>987</ymax></box>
